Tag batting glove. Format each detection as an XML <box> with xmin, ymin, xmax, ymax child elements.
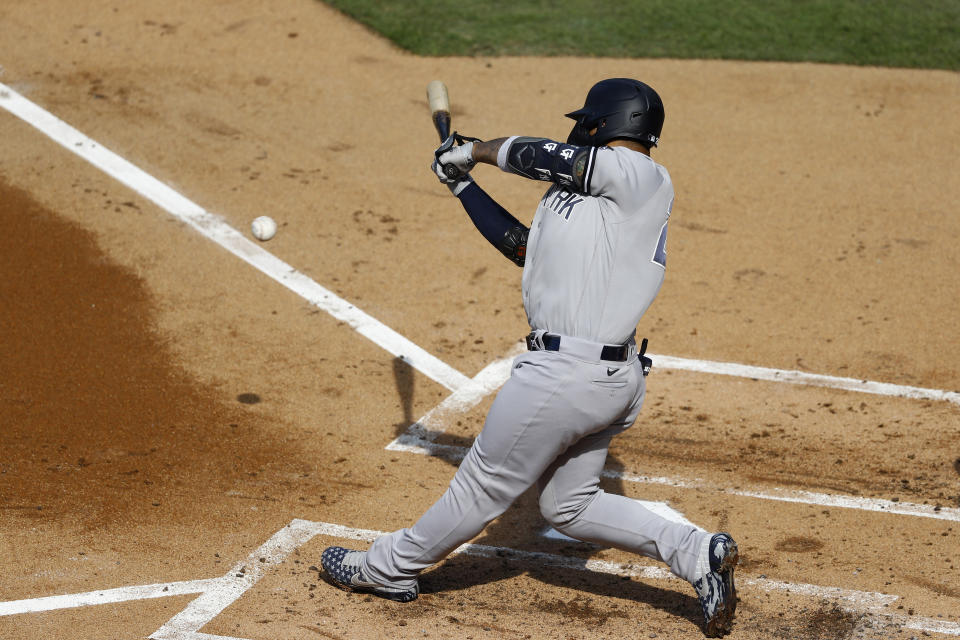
<box><xmin>431</xmin><ymin>160</ymin><xmax>474</xmax><ymax>195</ymax></box>
<box><xmin>434</xmin><ymin>139</ymin><xmax>475</xmax><ymax>180</ymax></box>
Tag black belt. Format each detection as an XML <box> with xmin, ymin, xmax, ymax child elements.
<box><xmin>525</xmin><ymin>333</ymin><xmax>653</xmax><ymax>375</ymax></box>
<box><xmin>525</xmin><ymin>332</ymin><xmax>629</xmax><ymax>362</ymax></box>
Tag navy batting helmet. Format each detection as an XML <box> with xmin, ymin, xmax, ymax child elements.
<box><xmin>565</xmin><ymin>78</ymin><xmax>665</xmax><ymax>148</ymax></box>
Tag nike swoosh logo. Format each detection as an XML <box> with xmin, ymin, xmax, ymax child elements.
<box><xmin>606</xmin><ymin>367</ymin><xmax>619</xmax><ymax>376</ymax></box>
<box><xmin>351</xmin><ymin>575</ymin><xmax>379</xmax><ymax>587</ymax></box>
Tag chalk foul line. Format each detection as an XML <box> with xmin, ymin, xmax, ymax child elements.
<box><xmin>1</xmin><ymin>519</ymin><xmax>956</xmax><ymax>638</ymax></box>
<box><xmin>389</xmin><ymin>428</ymin><xmax>960</xmax><ymax>522</ymax></box>
<box><xmin>0</xmin><ymin>82</ymin><xmax>468</xmax><ymax>393</ymax></box>
<box><xmin>3</xmin><ymin>76</ymin><xmax>959</xmax><ymax>639</ymax></box>
<box><xmin>651</xmin><ymin>353</ymin><xmax>960</xmax><ymax>406</ymax></box>
<box><xmin>607</xmin><ymin>469</ymin><xmax>960</xmax><ymax>522</ymax></box>
<box><xmin>4</xmin><ymin>82</ymin><xmax>959</xmax><ymax>404</ymax></box>
<box><xmin>0</xmin><ymin>579</ymin><xmax>218</xmax><ymax>617</ymax></box>
<box><xmin>385</xmin><ymin>341</ymin><xmax>960</xmax><ymax>523</ymax></box>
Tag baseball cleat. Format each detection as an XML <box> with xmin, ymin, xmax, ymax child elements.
<box><xmin>320</xmin><ymin>546</ymin><xmax>419</xmax><ymax>603</ymax></box>
<box><xmin>692</xmin><ymin>533</ymin><xmax>739</xmax><ymax>637</ymax></box>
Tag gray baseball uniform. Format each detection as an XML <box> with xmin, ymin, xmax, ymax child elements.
<box><xmin>362</xmin><ymin>137</ymin><xmax>709</xmax><ymax>591</ymax></box>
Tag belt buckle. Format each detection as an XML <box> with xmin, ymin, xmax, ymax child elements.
<box><xmin>525</xmin><ymin>331</ymin><xmax>546</xmax><ymax>351</ymax></box>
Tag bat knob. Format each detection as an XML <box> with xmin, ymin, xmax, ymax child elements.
<box><xmin>443</xmin><ymin>164</ymin><xmax>462</xmax><ymax>180</ymax></box>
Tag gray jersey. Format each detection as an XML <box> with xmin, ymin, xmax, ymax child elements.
<box><xmin>498</xmin><ymin>139</ymin><xmax>673</xmax><ymax>344</ymax></box>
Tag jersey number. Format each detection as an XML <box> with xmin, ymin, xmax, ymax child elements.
<box><xmin>652</xmin><ymin>221</ymin><xmax>668</xmax><ymax>268</ymax></box>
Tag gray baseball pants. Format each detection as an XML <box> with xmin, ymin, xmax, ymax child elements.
<box><xmin>363</xmin><ymin>337</ymin><xmax>708</xmax><ymax>590</ymax></box>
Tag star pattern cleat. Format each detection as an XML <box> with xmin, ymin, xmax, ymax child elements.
<box><xmin>692</xmin><ymin>533</ymin><xmax>739</xmax><ymax>637</ymax></box>
<box><xmin>320</xmin><ymin>546</ymin><xmax>419</xmax><ymax>603</ymax></box>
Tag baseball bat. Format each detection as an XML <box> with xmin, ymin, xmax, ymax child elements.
<box><xmin>427</xmin><ymin>80</ymin><xmax>451</xmax><ymax>141</ymax></box>
<box><xmin>427</xmin><ymin>80</ymin><xmax>462</xmax><ymax>180</ymax></box>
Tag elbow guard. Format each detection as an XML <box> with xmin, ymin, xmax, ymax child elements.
<box><xmin>504</xmin><ymin>137</ymin><xmax>594</xmax><ymax>193</ymax></box>
<box><xmin>499</xmin><ymin>224</ymin><xmax>528</xmax><ymax>267</ymax></box>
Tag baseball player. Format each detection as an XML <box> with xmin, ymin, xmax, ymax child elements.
<box><xmin>322</xmin><ymin>78</ymin><xmax>739</xmax><ymax>637</ymax></box>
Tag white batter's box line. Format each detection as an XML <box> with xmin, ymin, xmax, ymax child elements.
<box><xmin>385</xmin><ymin>344</ymin><xmax>523</xmax><ymax>447</ymax></box>
<box><xmin>606</xmin><ymin>469</ymin><xmax>960</xmax><ymax>522</ymax></box>
<box><xmin>152</xmin><ymin>519</ymin><xmax>960</xmax><ymax>639</ymax></box>
<box><xmin>0</xmin><ymin>579</ymin><xmax>219</xmax><ymax>617</ymax></box>
<box><xmin>0</xmin><ymin>82</ymin><xmax>469</xmax><ymax>394</ymax></box>
<box><xmin>651</xmin><ymin>353</ymin><xmax>960</xmax><ymax>406</ymax></box>
<box><xmin>2</xmin><ymin>79</ymin><xmax>955</xmax><ymax>638</ymax></box>
<box><xmin>164</xmin><ymin>634</ymin><xmax>241</xmax><ymax>640</ymax></box>
<box><xmin>388</xmin><ymin>431</ymin><xmax>960</xmax><ymax>522</ymax></box>
<box><xmin>391</xmin><ymin>330</ymin><xmax>960</xmax><ymax>453</ymax></box>
<box><xmin>150</xmin><ymin>519</ymin><xmax>325</xmax><ymax>640</ymax></box>
<box><xmin>386</xmin><ymin>432</ymin><xmax>469</xmax><ymax>460</ymax></box>
<box><xmin>388</xmin><ymin>342</ymin><xmax>958</xmax><ymax>463</ymax></box>
<box><xmin>6</xmin><ymin>80</ymin><xmax>955</xmax><ymax>406</ymax></box>
<box><xmin>293</xmin><ymin>521</ymin><xmax>960</xmax><ymax>636</ymax></box>
<box><xmin>3</xmin><ymin>518</ymin><xmax>956</xmax><ymax>639</ymax></box>
<box><xmin>6</xmin><ymin>81</ymin><xmax>958</xmax><ymax>408</ymax></box>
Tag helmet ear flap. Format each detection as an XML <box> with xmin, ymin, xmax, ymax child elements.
<box><xmin>566</xmin><ymin>112</ymin><xmax>608</xmax><ymax>146</ymax></box>
<box><xmin>566</xmin><ymin>121</ymin><xmax>588</xmax><ymax>145</ymax></box>
<box><xmin>565</xmin><ymin>106</ymin><xmax>594</xmax><ymax>145</ymax></box>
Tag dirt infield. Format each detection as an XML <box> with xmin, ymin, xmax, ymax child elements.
<box><xmin>1</xmin><ymin>1</ymin><xmax>958</xmax><ymax>639</ymax></box>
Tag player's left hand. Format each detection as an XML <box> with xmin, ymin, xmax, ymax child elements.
<box><xmin>431</xmin><ymin>158</ymin><xmax>474</xmax><ymax>195</ymax></box>
<box><xmin>434</xmin><ymin>134</ymin><xmax>475</xmax><ymax>180</ymax></box>
<box><xmin>432</xmin><ymin>159</ymin><xmax>455</xmax><ymax>184</ymax></box>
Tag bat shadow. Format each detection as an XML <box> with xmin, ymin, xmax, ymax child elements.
<box><xmin>392</xmin><ymin>356</ymin><xmax>416</xmax><ymax>433</ymax></box>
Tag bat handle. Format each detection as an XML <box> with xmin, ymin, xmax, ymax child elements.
<box><xmin>433</xmin><ymin>111</ymin><xmax>451</xmax><ymax>142</ymax></box>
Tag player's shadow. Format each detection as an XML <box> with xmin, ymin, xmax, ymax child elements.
<box><xmin>419</xmin><ymin>546</ymin><xmax>702</xmax><ymax>630</ymax></box>
<box><xmin>390</xmin><ymin>357</ymin><xmax>702</xmax><ymax>628</ymax></box>
<box><xmin>418</xmin><ymin>456</ymin><xmax>702</xmax><ymax>629</ymax></box>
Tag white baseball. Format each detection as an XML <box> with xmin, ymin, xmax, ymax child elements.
<box><xmin>251</xmin><ymin>216</ymin><xmax>277</xmax><ymax>241</ymax></box>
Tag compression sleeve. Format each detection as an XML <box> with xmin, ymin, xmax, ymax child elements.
<box><xmin>455</xmin><ymin>181</ymin><xmax>529</xmax><ymax>267</ymax></box>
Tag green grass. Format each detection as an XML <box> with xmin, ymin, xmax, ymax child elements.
<box><xmin>324</xmin><ymin>0</ymin><xmax>960</xmax><ymax>70</ymax></box>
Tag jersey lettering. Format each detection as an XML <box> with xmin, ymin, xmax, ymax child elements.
<box><xmin>548</xmin><ymin>187</ymin><xmax>584</xmax><ymax>220</ymax></box>
<box><xmin>545</xmin><ymin>187</ymin><xmax>565</xmax><ymax>208</ymax></box>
